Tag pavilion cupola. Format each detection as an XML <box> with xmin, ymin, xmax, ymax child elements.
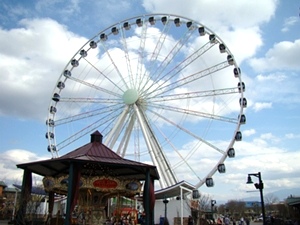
<box><xmin>90</xmin><ymin>131</ymin><xmax>103</xmax><ymax>143</ymax></box>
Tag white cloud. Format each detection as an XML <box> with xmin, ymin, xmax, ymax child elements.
<box><xmin>281</xmin><ymin>16</ymin><xmax>299</xmax><ymax>32</ymax></box>
<box><xmin>0</xmin><ymin>149</ymin><xmax>47</xmax><ymax>184</ymax></box>
<box><xmin>143</xmin><ymin>0</ymin><xmax>277</xmax><ymax>29</ymax></box>
<box><xmin>285</xmin><ymin>133</ymin><xmax>300</xmax><ymax>139</ymax></box>
<box><xmin>243</xmin><ymin>129</ymin><xmax>256</xmax><ymax>137</ymax></box>
<box><xmin>249</xmin><ymin>39</ymin><xmax>300</xmax><ymax>72</ymax></box>
<box><xmin>253</xmin><ymin>102</ymin><xmax>272</xmax><ymax>112</ymax></box>
<box><xmin>142</xmin><ymin>0</ymin><xmax>277</xmax><ymax>65</ymax></box>
<box><xmin>244</xmin><ymin>71</ymin><xmax>300</xmax><ymax>109</ymax></box>
<box><xmin>0</xmin><ymin>18</ymin><xmax>88</xmax><ymax>120</ymax></box>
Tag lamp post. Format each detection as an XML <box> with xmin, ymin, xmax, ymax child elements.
<box><xmin>246</xmin><ymin>172</ymin><xmax>266</xmax><ymax>225</ymax></box>
<box><xmin>163</xmin><ymin>196</ymin><xmax>169</xmax><ymax>224</ymax></box>
<box><xmin>211</xmin><ymin>200</ymin><xmax>216</xmax><ymax>220</ymax></box>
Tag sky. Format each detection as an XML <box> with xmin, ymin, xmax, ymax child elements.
<box><xmin>0</xmin><ymin>0</ymin><xmax>300</xmax><ymax>204</ymax></box>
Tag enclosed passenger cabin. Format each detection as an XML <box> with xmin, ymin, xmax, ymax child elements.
<box><xmin>227</xmin><ymin>148</ymin><xmax>235</xmax><ymax>158</ymax></box>
<box><xmin>219</xmin><ymin>43</ymin><xmax>226</xmax><ymax>53</ymax></box>
<box><xmin>89</xmin><ymin>40</ymin><xmax>97</xmax><ymax>48</ymax></box>
<box><xmin>174</xmin><ymin>18</ymin><xmax>180</xmax><ymax>27</ymax></box>
<box><xmin>161</xmin><ymin>16</ymin><xmax>167</xmax><ymax>25</ymax></box>
<box><xmin>148</xmin><ymin>16</ymin><xmax>155</xmax><ymax>25</ymax></box>
<box><xmin>136</xmin><ymin>18</ymin><xmax>143</xmax><ymax>27</ymax></box>
<box><xmin>111</xmin><ymin>27</ymin><xmax>119</xmax><ymax>35</ymax></box>
<box><xmin>206</xmin><ymin>178</ymin><xmax>214</xmax><ymax>187</ymax></box>
<box><xmin>198</xmin><ymin>27</ymin><xmax>205</xmax><ymax>36</ymax></box>
<box><xmin>100</xmin><ymin>33</ymin><xmax>107</xmax><ymax>41</ymax></box>
<box><xmin>235</xmin><ymin>131</ymin><xmax>242</xmax><ymax>141</ymax></box>
<box><xmin>218</xmin><ymin>164</ymin><xmax>226</xmax><ymax>173</ymax></box>
<box><xmin>123</xmin><ymin>22</ymin><xmax>131</xmax><ymax>30</ymax></box>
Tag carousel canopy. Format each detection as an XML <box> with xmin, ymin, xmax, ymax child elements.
<box><xmin>17</xmin><ymin>131</ymin><xmax>159</xmax><ymax>181</ymax></box>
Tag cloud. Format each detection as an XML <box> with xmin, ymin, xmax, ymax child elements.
<box><xmin>0</xmin><ymin>149</ymin><xmax>47</xmax><ymax>184</ymax></box>
<box><xmin>0</xmin><ymin>18</ymin><xmax>88</xmax><ymax>121</ymax></box>
<box><xmin>281</xmin><ymin>16</ymin><xmax>299</xmax><ymax>32</ymax></box>
<box><xmin>142</xmin><ymin>0</ymin><xmax>277</xmax><ymax>65</ymax></box>
<box><xmin>143</xmin><ymin>0</ymin><xmax>277</xmax><ymax>29</ymax></box>
<box><xmin>244</xmin><ymin>71</ymin><xmax>300</xmax><ymax>110</ymax></box>
<box><xmin>243</xmin><ymin>129</ymin><xmax>256</xmax><ymax>137</ymax></box>
<box><xmin>253</xmin><ymin>102</ymin><xmax>272</xmax><ymax>112</ymax></box>
<box><xmin>249</xmin><ymin>39</ymin><xmax>300</xmax><ymax>72</ymax></box>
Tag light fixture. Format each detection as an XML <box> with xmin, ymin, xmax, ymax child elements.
<box><xmin>246</xmin><ymin>175</ymin><xmax>253</xmax><ymax>184</ymax></box>
<box><xmin>246</xmin><ymin>172</ymin><xmax>266</xmax><ymax>225</ymax></box>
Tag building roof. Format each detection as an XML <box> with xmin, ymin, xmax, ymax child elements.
<box><xmin>0</xmin><ymin>181</ymin><xmax>7</xmax><ymax>188</ymax></box>
<box><xmin>286</xmin><ymin>196</ymin><xmax>300</xmax><ymax>208</ymax></box>
<box><xmin>17</xmin><ymin>131</ymin><xmax>160</xmax><ymax>181</ymax></box>
<box><xmin>154</xmin><ymin>180</ymin><xmax>196</xmax><ymax>199</ymax></box>
<box><xmin>13</xmin><ymin>184</ymin><xmax>46</xmax><ymax>195</ymax></box>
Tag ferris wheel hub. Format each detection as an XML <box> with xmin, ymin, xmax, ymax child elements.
<box><xmin>123</xmin><ymin>89</ymin><xmax>139</xmax><ymax>105</ymax></box>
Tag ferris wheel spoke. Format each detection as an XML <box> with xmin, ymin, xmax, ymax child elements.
<box><xmin>115</xmin><ymin>113</ymin><xmax>136</xmax><ymax>157</ymax></box>
<box><xmin>149</xmin><ymin>101</ymin><xmax>238</xmax><ymax>124</ymax></box>
<box><xmin>148</xmin><ymin>87</ymin><xmax>239</xmax><ymax>102</ymax></box>
<box><xmin>135</xmin><ymin>18</ymin><xmax>148</xmax><ymax>90</ymax></box>
<box><xmin>104</xmin><ymin>105</ymin><xmax>131</xmax><ymax>148</ymax></box>
<box><xmin>151</xmin><ymin>121</ymin><xmax>202</xmax><ymax>181</ymax></box>
<box><xmin>140</xmin><ymin>25</ymin><xmax>196</xmax><ymax>97</ymax></box>
<box><xmin>144</xmin><ymin>40</ymin><xmax>216</xmax><ymax>97</ymax></box>
<box><xmin>120</xmin><ymin>26</ymin><xmax>134</xmax><ymax>88</ymax></box>
<box><xmin>82</xmin><ymin>57</ymin><xmax>125</xmax><ymax>93</ymax></box>
<box><xmin>54</xmin><ymin>103</ymin><xmax>124</xmax><ymax>126</ymax></box>
<box><xmin>56</xmin><ymin>111</ymin><xmax>120</xmax><ymax>151</ymax></box>
<box><xmin>99</xmin><ymin>41</ymin><xmax>130</xmax><ymax>90</ymax></box>
<box><xmin>146</xmin><ymin>16</ymin><xmax>172</xmax><ymax>67</ymax></box>
<box><xmin>151</xmin><ymin>25</ymin><xmax>196</xmax><ymax>82</ymax></box>
<box><xmin>148</xmin><ymin>60</ymin><xmax>231</xmax><ymax>98</ymax></box>
<box><xmin>147</xmin><ymin>107</ymin><xmax>227</xmax><ymax>155</ymax></box>
<box><xmin>138</xmin><ymin>16</ymin><xmax>173</xmax><ymax>92</ymax></box>
<box><xmin>134</xmin><ymin>104</ymin><xmax>178</xmax><ymax>188</ymax></box>
<box><xmin>65</xmin><ymin>73</ymin><xmax>122</xmax><ymax>98</ymax></box>
<box><xmin>57</xmin><ymin>97</ymin><xmax>122</xmax><ymax>104</ymax></box>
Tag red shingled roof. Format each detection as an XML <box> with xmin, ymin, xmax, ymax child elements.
<box><xmin>17</xmin><ymin>131</ymin><xmax>159</xmax><ymax>180</ymax></box>
<box><xmin>60</xmin><ymin>131</ymin><xmax>123</xmax><ymax>161</ymax></box>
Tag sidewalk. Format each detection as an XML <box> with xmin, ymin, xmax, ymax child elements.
<box><xmin>0</xmin><ymin>220</ymin><xmax>9</xmax><ymax>225</ymax></box>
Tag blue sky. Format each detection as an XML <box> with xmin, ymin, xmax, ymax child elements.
<box><xmin>0</xmin><ymin>0</ymin><xmax>300</xmax><ymax>202</ymax></box>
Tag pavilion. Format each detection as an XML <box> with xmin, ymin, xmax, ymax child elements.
<box><xmin>16</xmin><ymin>131</ymin><xmax>160</xmax><ymax>225</ymax></box>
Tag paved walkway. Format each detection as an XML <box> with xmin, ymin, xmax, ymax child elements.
<box><xmin>0</xmin><ymin>220</ymin><xmax>9</xmax><ymax>225</ymax></box>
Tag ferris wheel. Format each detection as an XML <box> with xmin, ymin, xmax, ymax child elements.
<box><xmin>46</xmin><ymin>14</ymin><xmax>246</xmax><ymax>190</ymax></box>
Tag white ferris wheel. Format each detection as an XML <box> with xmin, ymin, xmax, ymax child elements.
<box><xmin>46</xmin><ymin>14</ymin><xmax>247</xmax><ymax>190</ymax></box>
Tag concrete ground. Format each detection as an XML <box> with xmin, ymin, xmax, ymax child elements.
<box><xmin>0</xmin><ymin>220</ymin><xmax>9</xmax><ymax>225</ymax></box>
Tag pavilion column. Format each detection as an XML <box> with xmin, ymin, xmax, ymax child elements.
<box><xmin>45</xmin><ymin>191</ymin><xmax>55</xmax><ymax>224</ymax></box>
<box><xmin>143</xmin><ymin>169</ymin><xmax>155</xmax><ymax>225</ymax></box>
<box><xmin>65</xmin><ymin>162</ymin><xmax>81</xmax><ymax>225</ymax></box>
<box><xmin>15</xmin><ymin>169</ymin><xmax>32</xmax><ymax>225</ymax></box>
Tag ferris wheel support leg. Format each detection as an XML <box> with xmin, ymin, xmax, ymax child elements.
<box><xmin>104</xmin><ymin>105</ymin><xmax>129</xmax><ymax>148</ymax></box>
<box><xmin>133</xmin><ymin>104</ymin><xmax>177</xmax><ymax>188</ymax></box>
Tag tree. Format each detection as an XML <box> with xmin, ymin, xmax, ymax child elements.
<box><xmin>264</xmin><ymin>193</ymin><xmax>279</xmax><ymax>214</ymax></box>
<box><xmin>187</xmin><ymin>192</ymin><xmax>212</xmax><ymax>225</ymax></box>
<box><xmin>218</xmin><ymin>200</ymin><xmax>246</xmax><ymax>220</ymax></box>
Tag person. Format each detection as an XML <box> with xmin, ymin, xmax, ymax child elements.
<box><xmin>188</xmin><ymin>215</ymin><xmax>194</xmax><ymax>225</ymax></box>
<box><xmin>239</xmin><ymin>217</ymin><xmax>244</xmax><ymax>225</ymax></box>
<box><xmin>217</xmin><ymin>218</ymin><xmax>223</xmax><ymax>225</ymax></box>
<box><xmin>245</xmin><ymin>217</ymin><xmax>250</xmax><ymax>225</ymax></box>
<box><xmin>225</xmin><ymin>216</ymin><xmax>230</xmax><ymax>225</ymax></box>
<box><xmin>232</xmin><ymin>218</ymin><xmax>236</xmax><ymax>225</ymax></box>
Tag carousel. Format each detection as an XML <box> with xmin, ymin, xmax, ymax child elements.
<box><xmin>16</xmin><ymin>131</ymin><xmax>159</xmax><ymax>225</ymax></box>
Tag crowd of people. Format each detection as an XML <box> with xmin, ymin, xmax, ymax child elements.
<box><xmin>216</xmin><ymin>216</ymin><xmax>251</xmax><ymax>225</ymax></box>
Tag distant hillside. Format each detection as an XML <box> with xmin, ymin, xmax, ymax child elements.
<box><xmin>243</xmin><ymin>188</ymin><xmax>300</xmax><ymax>202</ymax></box>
